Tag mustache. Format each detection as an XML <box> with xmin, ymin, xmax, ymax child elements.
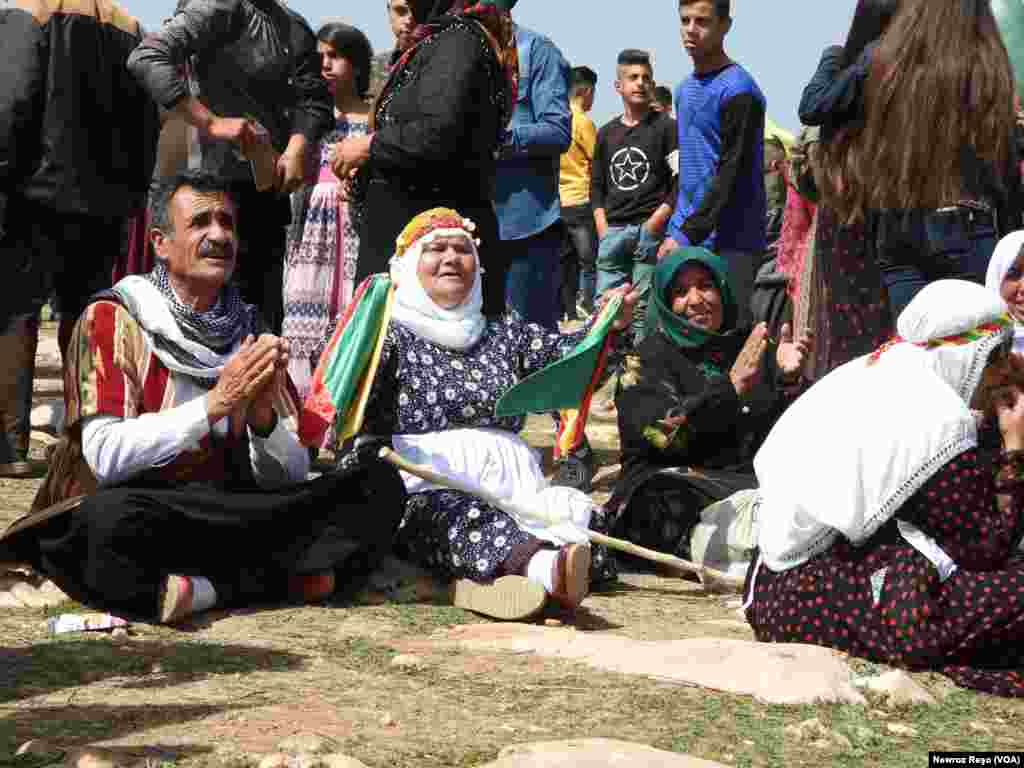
<box><xmin>199</xmin><ymin>239</ymin><xmax>235</xmax><ymax>259</ymax></box>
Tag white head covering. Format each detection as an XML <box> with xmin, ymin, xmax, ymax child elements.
<box><xmin>985</xmin><ymin>230</ymin><xmax>1024</xmax><ymax>355</ymax></box>
<box><xmin>389</xmin><ymin>216</ymin><xmax>486</xmax><ymax>351</ymax></box>
<box><xmin>754</xmin><ymin>280</ymin><xmax>1012</xmax><ymax>572</ymax></box>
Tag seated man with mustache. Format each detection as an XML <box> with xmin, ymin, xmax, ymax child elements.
<box><xmin>0</xmin><ymin>171</ymin><xmax>407</xmax><ymax>625</ymax></box>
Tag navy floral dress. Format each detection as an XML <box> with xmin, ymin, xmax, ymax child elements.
<box><xmin>358</xmin><ymin>312</ymin><xmax>617</xmax><ymax>585</ymax></box>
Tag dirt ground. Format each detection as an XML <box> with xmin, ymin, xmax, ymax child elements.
<box><xmin>3</xmin><ymin>324</ymin><xmax>1024</xmax><ymax>768</ymax></box>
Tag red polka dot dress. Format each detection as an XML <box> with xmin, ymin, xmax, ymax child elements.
<box><xmin>746</xmin><ymin>437</ymin><xmax>1024</xmax><ymax>697</ymax></box>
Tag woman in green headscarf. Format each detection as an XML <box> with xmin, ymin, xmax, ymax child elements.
<box><xmin>607</xmin><ymin>247</ymin><xmax>812</xmax><ymax>570</ymax></box>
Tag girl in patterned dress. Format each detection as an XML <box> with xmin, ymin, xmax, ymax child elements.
<box><xmin>346</xmin><ymin>209</ymin><xmax>637</xmax><ymax>620</ymax></box>
<box><xmin>747</xmin><ymin>280</ymin><xmax>1024</xmax><ymax>697</ymax></box>
<box><xmin>283</xmin><ymin>24</ymin><xmax>372</xmax><ymax>405</ymax></box>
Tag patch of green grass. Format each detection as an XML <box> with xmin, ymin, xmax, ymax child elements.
<box><xmin>390</xmin><ymin>602</ymin><xmax>483</xmax><ymax>632</ymax></box>
<box><xmin>0</xmin><ymin>752</ymin><xmax>65</xmax><ymax>768</ymax></box>
<box><xmin>41</xmin><ymin>599</ymin><xmax>84</xmax><ymax>618</ymax></box>
<box><xmin>340</xmin><ymin>602</ymin><xmax>485</xmax><ymax>636</ymax></box>
<box><xmin>649</xmin><ymin>688</ymin><xmax>1016</xmax><ymax>768</ymax></box>
<box><xmin>317</xmin><ymin>635</ymin><xmax>398</xmax><ymax>673</ymax></box>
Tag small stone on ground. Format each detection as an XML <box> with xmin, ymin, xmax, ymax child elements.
<box><xmin>258</xmin><ymin>754</ymin><xmax>289</xmax><ymax>768</ymax></box>
<box><xmin>481</xmin><ymin>739</ymin><xmax>728</xmax><ymax>767</ymax></box>
<box><xmin>320</xmin><ymin>756</ymin><xmax>371</xmax><ymax>768</ymax></box>
<box><xmin>390</xmin><ymin>653</ymin><xmax>425</xmax><ymax>668</ymax></box>
<box><xmin>886</xmin><ymin>723</ymin><xmax>919</xmax><ymax>737</ymax></box>
<box><xmin>0</xmin><ymin>573</ymin><xmax>69</xmax><ymax>608</ymax></box>
<box><xmin>277</xmin><ymin>734</ymin><xmax>337</xmax><ymax>755</ymax></box>
<box><xmin>783</xmin><ymin>718</ymin><xmax>851</xmax><ymax>750</ymax></box>
<box><xmin>66</xmin><ymin>748</ymin><xmax>119</xmax><ymax>768</ymax></box>
<box><xmin>852</xmin><ymin>669</ymin><xmax>936</xmax><ymax>707</ymax></box>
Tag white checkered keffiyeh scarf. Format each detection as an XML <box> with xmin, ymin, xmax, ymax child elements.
<box><xmin>110</xmin><ymin>264</ymin><xmax>258</xmax><ymax>386</ymax></box>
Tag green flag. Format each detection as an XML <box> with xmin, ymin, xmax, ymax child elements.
<box><xmin>495</xmin><ymin>295</ymin><xmax>622</xmax><ymax>417</ymax></box>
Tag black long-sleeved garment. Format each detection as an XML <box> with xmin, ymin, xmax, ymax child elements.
<box><xmin>1</xmin><ymin>0</ymin><xmax>158</xmax><ymax>220</ymax></box>
<box><xmin>368</xmin><ymin>20</ymin><xmax>505</xmax><ymax>198</ymax></box>
<box><xmin>355</xmin><ymin>19</ymin><xmax>508</xmax><ymax>304</ymax></box>
<box><xmin>128</xmin><ymin>0</ymin><xmax>332</xmax><ymax>182</ymax></box>
<box><xmin>611</xmin><ymin>331</ymin><xmax>789</xmax><ymax>511</ymax></box>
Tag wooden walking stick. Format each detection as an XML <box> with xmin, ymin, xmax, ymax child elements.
<box><xmin>379</xmin><ymin>448</ymin><xmax>745</xmax><ymax>594</ymax></box>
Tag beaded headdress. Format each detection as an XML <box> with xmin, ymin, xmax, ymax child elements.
<box><xmin>393</xmin><ymin>208</ymin><xmax>480</xmax><ymax>261</ymax></box>
<box><xmin>869</xmin><ymin>314</ymin><xmax>1013</xmax><ymax>362</ymax></box>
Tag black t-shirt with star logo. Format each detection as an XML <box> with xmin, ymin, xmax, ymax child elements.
<box><xmin>591</xmin><ymin>111</ymin><xmax>678</xmax><ymax>227</ymax></box>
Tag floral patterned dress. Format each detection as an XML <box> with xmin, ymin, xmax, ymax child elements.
<box><xmin>745</xmin><ymin>430</ymin><xmax>1024</xmax><ymax>697</ymax></box>
<box><xmin>358</xmin><ymin>312</ymin><xmax>617</xmax><ymax>585</ymax></box>
<box><xmin>814</xmin><ymin>205</ymin><xmax>895</xmax><ymax>373</ymax></box>
<box><xmin>283</xmin><ymin>115</ymin><xmax>369</xmax><ymax>402</ymax></box>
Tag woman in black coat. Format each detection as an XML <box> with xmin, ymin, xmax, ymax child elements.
<box><xmin>607</xmin><ymin>248</ymin><xmax>811</xmax><ymax>562</ymax></box>
<box><xmin>331</xmin><ymin>0</ymin><xmax>518</xmax><ymax>316</ymax></box>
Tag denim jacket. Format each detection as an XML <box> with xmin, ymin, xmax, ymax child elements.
<box><xmin>492</xmin><ymin>24</ymin><xmax>571</xmax><ymax>241</ymax></box>
<box><xmin>798</xmin><ymin>44</ymin><xmax>873</xmax><ymax>144</ymax></box>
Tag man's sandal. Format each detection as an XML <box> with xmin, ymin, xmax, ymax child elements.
<box><xmin>158</xmin><ymin>575</ymin><xmax>194</xmax><ymax>625</ymax></box>
<box><xmin>289</xmin><ymin>571</ymin><xmax>336</xmax><ymax>603</ymax></box>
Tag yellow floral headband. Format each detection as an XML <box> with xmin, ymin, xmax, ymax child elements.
<box><xmin>394</xmin><ymin>208</ymin><xmax>479</xmax><ymax>260</ymax></box>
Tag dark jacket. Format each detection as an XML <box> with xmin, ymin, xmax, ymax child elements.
<box><xmin>127</xmin><ymin>0</ymin><xmax>332</xmax><ymax>182</ymax></box>
<box><xmin>798</xmin><ymin>45</ymin><xmax>873</xmax><ymax>144</ymax></box>
<box><xmin>0</xmin><ymin>0</ymin><xmax>158</xmax><ymax>226</ymax></box>
<box><xmin>612</xmin><ymin>331</ymin><xmax>790</xmax><ymax>511</ymax></box>
<box><xmin>368</xmin><ymin>20</ymin><xmax>505</xmax><ymax>199</ymax></box>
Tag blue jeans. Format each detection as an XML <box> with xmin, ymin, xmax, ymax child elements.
<box><xmin>596</xmin><ymin>223</ymin><xmax>660</xmax><ymax>344</ymax></box>
<box><xmin>562</xmin><ymin>204</ymin><xmax>597</xmax><ymax>311</ymax></box>
<box><xmin>504</xmin><ymin>221</ymin><xmax>564</xmax><ymax>331</ymax></box>
<box><xmin>879</xmin><ymin>208</ymin><xmax>997</xmax><ymax>321</ymax></box>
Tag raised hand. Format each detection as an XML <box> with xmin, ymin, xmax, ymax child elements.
<box><xmin>275</xmin><ymin>149</ymin><xmax>306</xmax><ymax>195</ymax></box>
<box><xmin>207</xmin><ymin>335</ymin><xmax>282</xmax><ymax>425</ymax></box>
<box><xmin>206</xmin><ymin>117</ymin><xmax>268</xmax><ymax>154</ymax></box>
<box><xmin>247</xmin><ymin>337</ymin><xmax>291</xmax><ymax>433</ymax></box>
<box><xmin>730</xmin><ymin>323</ymin><xmax>769</xmax><ymax>397</ymax></box>
<box><xmin>776</xmin><ymin>323</ymin><xmax>814</xmax><ymax>382</ymax></box>
<box><xmin>997</xmin><ymin>386</ymin><xmax>1024</xmax><ymax>452</ymax></box>
<box><xmin>600</xmin><ymin>283</ymin><xmax>641</xmax><ymax>332</ymax></box>
<box><xmin>657</xmin><ymin>237</ymin><xmax>679</xmax><ymax>261</ymax></box>
<box><xmin>330</xmin><ymin>134</ymin><xmax>372</xmax><ymax>183</ymax></box>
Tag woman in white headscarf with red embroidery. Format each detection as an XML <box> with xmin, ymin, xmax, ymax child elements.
<box><xmin>746</xmin><ymin>280</ymin><xmax>1024</xmax><ymax>697</ymax></box>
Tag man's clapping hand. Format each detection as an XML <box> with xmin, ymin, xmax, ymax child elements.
<box><xmin>247</xmin><ymin>341</ymin><xmax>290</xmax><ymax>434</ymax></box>
<box><xmin>206</xmin><ymin>334</ymin><xmax>286</xmax><ymax>427</ymax></box>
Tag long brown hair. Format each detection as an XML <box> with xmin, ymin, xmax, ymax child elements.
<box><xmin>823</xmin><ymin>0</ymin><xmax>1015</xmax><ymax>223</ymax></box>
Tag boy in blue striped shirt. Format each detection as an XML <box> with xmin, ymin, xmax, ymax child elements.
<box><xmin>664</xmin><ymin>0</ymin><xmax>767</xmax><ymax>326</ymax></box>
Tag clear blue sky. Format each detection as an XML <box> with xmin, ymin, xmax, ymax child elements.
<box><xmin>130</xmin><ymin>1</ymin><xmax>858</xmax><ymax>133</ymax></box>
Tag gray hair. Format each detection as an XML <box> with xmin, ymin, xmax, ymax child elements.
<box><xmin>148</xmin><ymin>171</ymin><xmax>235</xmax><ymax>236</ymax></box>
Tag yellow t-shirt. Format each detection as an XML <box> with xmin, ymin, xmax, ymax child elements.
<box><xmin>559</xmin><ymin>104</ymin><xmax>597</xmax><ymax>208</ymax></box>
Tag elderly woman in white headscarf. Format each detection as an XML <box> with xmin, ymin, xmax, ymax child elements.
<box><xmin>986</xmin><ymin>230</ymin><xmax>1024</xmax><ymax>355</ymax></box>
<box><xmin>746</xmin><ymin>280</ymin><xmax>1024</xmax><ymax>697</ymax></box>
<box><xmin>347</xmin><ymin>208</ymin><xmax>636</xmax><ymax>620</ymax></box>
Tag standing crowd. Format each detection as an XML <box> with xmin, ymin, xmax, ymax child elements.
<box><xmin>4</xmin><ymin>0</ymin><xmax>1024</xmax><ymax>699</ymax></box>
